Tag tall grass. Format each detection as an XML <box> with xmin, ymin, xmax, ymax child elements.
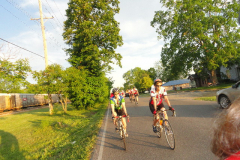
<box><xmin>0</xmin><ymin>102</ymin><xmax>107</xmax><ymax>160</ymax></box>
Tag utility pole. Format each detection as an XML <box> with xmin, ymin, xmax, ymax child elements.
<box><xmin>31</xmin><ymin>0</ymin><xmax>53</xmax><ymax>68</ymax></box>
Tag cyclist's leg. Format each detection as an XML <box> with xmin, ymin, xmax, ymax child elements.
<box><xmin>119</xmin><ymin>109</ymin><xmax>127</xmax><ymax>135</ymax></box>
<box><xmin>153</xmin><ymin>105</ymin><xmax>161</xmax><ymax>126</ymax></box>
<box><xmin>149</xmin><ymin>101</ymin><xmax>158</xmax><ymax>126</ymax></box>
<box><xmin>161</xmin><ymin>106</ymin><xmax>169</xmax><ymax>120</ymax></box>
<box><xmin>136</xmin><ymin>95</ymin><xmax>138</xmax><ymax>102</ymax></box>
<box><xmin>112</xmin><ymin>110</ymin><xmax>118</xmax><ymax>129</ymax></box>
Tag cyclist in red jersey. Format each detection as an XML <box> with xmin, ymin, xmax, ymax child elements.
<box><xmin>132</xmin><ymin>87</ymin><xmax>139</xmax><ymax>104</ymax></box>
<box><xmin>121</xmin><ymin>90</ymin><xmax>125</xmax><ymax>97</ymax></box>
<box><xmin>128</xmin><ymin>89</ymin><xmax>132</xmax><ymax>101</ymax></box>
<box><xmin>149</xmin><ymin>79</ymin><xmax>175</xmax><ymax>133</ymax></box>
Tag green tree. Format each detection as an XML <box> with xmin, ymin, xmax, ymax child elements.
<box><xmin>63</xmin><ymin>0</ymin><xmax>123</xmax><ymax>76</ymax></box>
<box><xmin>32</xmin><ymin>64</ymin><xmax>67</xmax><ymax>115</ymax></box>
<box><xmin>66</xmin><ymin>67</ymin><xmax>109</xmax><ymax>109</ymax></box>
<box><xmin>0</xmin><ymin>58</ymin><xmax>31</xmax><ymax>93</ymax></box>
<box><xmin>151</xmin><ymin>0</ymin><xmax>240</xmax><ymax>84</ymax></box>
<box><xmin>147</xmin><ymin>67</ymin><xmax>156</xmax><ymax>81</ymax></box>
<box><xmin>123</xmin><ymin>67</ymin><xmax>151</xmax><ymax>92</ymax></box>
<box><xmin>139</xmin><ymin>76</ymin><xmax>153</xmax><ymax>92</ymax></box>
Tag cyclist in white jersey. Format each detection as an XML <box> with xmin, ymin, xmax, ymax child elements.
<box><xmin>149</xmin><ymin>79</ymin><xmax>175</xmax><ymax>133</ymax></box>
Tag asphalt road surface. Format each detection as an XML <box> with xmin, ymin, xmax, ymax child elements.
<box><xmin>91</xmin><ymin>93</ymin><xmax>221</xmax><ymax>160</ymax></box>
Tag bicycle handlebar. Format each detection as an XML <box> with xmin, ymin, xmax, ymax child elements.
<box><xmin>156</xmin><ymin>109</ymin><xmax>176</xmax><ymax>117</ymax></box>
<box><xmin>113</xmin><ymin>115</ymin><xmax>130</xmax><ymax>122</ymax></box>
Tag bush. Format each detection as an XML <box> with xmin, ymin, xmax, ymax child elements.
<box><xmin>66</xmin><ymin>68</ymin><xmax>109</xmax><ymax>109</ymax></box>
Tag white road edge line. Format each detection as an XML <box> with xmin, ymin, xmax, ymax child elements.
<box><xmin>97</xmin><ymin>104</ymin><xmax>110</xmax><ymax>160</ymax></box>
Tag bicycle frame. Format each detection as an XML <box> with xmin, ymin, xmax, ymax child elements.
<box><xmin>114</xmin><ymin>115</ymin><xmax>128</xmax><ymax>150</ymax></box>
<box><xmin>154</xmin><ymin>109</ymin><xmax>175</xmax><ymax>150</ymax></box>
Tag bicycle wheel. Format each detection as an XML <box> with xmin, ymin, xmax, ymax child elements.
<box><xmin>163</xmin><ymin>120</ymin><xmax>175</xmax><ymax>150</ymax></box>
<box><xmin>121</xmin><ymin>127</ymin><xmax>127</xmax><ymax>150</ymax></box>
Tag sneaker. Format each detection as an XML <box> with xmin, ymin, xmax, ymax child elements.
<box><xmin>153</xmin><ymin>125</ymin><xmax>157</xmax><ymax>133</ymax></box>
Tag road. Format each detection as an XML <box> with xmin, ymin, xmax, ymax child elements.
<box><xmin>91</xmin><ymin>92</ymin><xmax>221</xmax><ymax>160</ymax></box>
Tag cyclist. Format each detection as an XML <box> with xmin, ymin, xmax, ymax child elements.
<box><xmin>110</xmin><ymin>88</ymin><xmax>129</xmax><ymax>137</ymax></box>
<box><xmin>133</xmin><ymin>87</ymin><xmax>139</xmax><ymax>104</ymax></box>
<box><xmin>128</xmin><ymin>89</ymin><xmax>132</xmax><ymax>102</ymax></box>
<box><xmin>121</xmin><ymin>90</ymin><xmax>125</xmax><ymax>98</ymax></box>
<box><xmin>149</xmin><ymin>79</ymin><xmax>175</xmax><ymax>133</ymax></box>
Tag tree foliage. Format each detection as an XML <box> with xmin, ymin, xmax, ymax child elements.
<box><xmin>151</xmin><ymin>0</ymin><xmax>240</xmax><ymax>84</ymax></box>
<box><xmin>63</xmin><ymin>0</ymin><xmax>123</xmax><ymax>76</ymax></box>
<box><xmin>66</xmin><ymin>67</ymin><xmax>109</xmax><ymax>109</ymax></box>
<box><xmin>31</xmin><ymin>64</ymin><xmax>68</xmax><ymax>115</ymax></box>
<box><xmin>123</xmin><ymin>67</ymin><xmax>152</xmax><ymax>92</ymax></box>
<box><xmin>139</xmin><ymin>76</ymin><xmax>153</xmax><ymax>92</ymax></box>
<box><xmin>0</xmin><ymin>58</ymin><xmax>31</xmax><ymax>93</ymax></box>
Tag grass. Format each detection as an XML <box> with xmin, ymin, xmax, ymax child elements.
<box><xmin>167</xmin><ymin>83</ymin><xmax>233</xmax><ymax>94</ymax></box>
<box><xmin>194</xmin><ymin>96</ymin><xmax>217</xmax><ymax>101</ymax></box>
<box><xmin>0</xmin><ymin>102</ymin><xmax>108</xmax><ymax>160</ymax></box>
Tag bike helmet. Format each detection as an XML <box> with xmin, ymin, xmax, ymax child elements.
<box><xmin>112</xmin><ymin>88</ymin><xmax>119</xmax><ymax>94</ymax></box>
<box><xmin>154</xmin><ymin>79</ymin><xmax>162</xmax><ymax>85</ymax></box>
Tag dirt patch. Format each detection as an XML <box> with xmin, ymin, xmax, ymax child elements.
<box><xmin>0</xmin><ymin>105</ymin><xmax>49</xmax><ymax>117</ymax></box>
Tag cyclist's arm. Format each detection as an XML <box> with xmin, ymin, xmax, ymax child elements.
<box><xmin>122</xmin><ymin>102</ymin><xmax>128</xmax><ymax>116</ymax></box>
<box><xmin>110</xmin><ymin>101</ymin><xmax>117</xmax><ymax>117</ymax></box>
<box><xmin>164</xmin><ymin>96</ymin><xmax>171</xmax><ymax>108</ymax></box>
<box><xmin>150</xmin><ymin>90</ymin><xmax>157</xmax><ymax>112</ymax></box>
<box><xmin>152</xmin><ymin>97</ymin><xmax>157</xmax><ymax>111</ymax></box>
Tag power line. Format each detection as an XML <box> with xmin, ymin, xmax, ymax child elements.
<box><xmin>5</xmin><ymin>0</ymin><xmax>40</xmax><ymax>27</ymax></box>
<box><xmin>52</xmin><ymin>0</ymin><xmax>66</xmax><ymax>21</ymax></box>
<box><xmin>2</xmin><ymin>0</ymin><xmax>65</xmax><ymax>56</ymax></box>
<box><xmin>44</xmin><ymin>0</ymin><xmax>63</xmax><ymax>28</ymax></box>
<box><xmin>42</xmin><ymin>3</ymin><xmax>63</xmax><ymax>29</ymax></box>
<box><xmin>0</xmin><ymin>37</ymin><xmax>53</xmax><ymax>63</ymax></box>
<box><xmin>0</xmin><ymin>4</ymin><xmax>43</xmax><ymax>39</ymax></box>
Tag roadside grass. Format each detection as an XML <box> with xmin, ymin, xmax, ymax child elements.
<box><xmin>194</xmin><ymin>96</ymin><xmax>216</xmax><ymax>101</ymax></box>
<box><xmin>0</xmin><ymin>102</ymin><xmax>108</xmax><ymax>160</ymax></box>
<box><xmin>167</xmin><ymin>83</ymin><xmax>233</xmax><ymax>94</ymax></box>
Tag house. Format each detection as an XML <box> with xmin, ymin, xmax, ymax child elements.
<box><xmin>162</xmin><ymin>79</ymin><xmax>191</xmax><ymax>91</ymax></box>
<box><xmin>220</xmin><ymin>65</ymin><xmax>240</xmax><ymax>81</ymax></box>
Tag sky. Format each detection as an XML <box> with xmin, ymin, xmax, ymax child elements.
<box><xmin>0</xmin><ymin>0</ymin><xmax>164</xmax><ymax>88</ymax></box>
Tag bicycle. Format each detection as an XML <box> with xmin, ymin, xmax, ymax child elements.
<box><xmin>113</xmin><ymin>115</ymin><xmax>129</xmax><ymax>150</ymax></box>
<box><xmin>154</xmin><ymin>109</ymin><xmax>176</xmax><ymax>150</ymax></box>
<box><xmin>134</xmin><ymin>94</ymin><xmax>138</xmax><ymax>106</ymax></box>
<box><xmin>129</xmin><ymin>95</ymin><xmax>132</xmax><ymax>103</ymax></box>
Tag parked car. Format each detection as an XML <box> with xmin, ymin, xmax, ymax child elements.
<box><xmin>144</xmin><ymin>90</ymin><xmax>149</xmax><ymax>94</ymax></box>
<box><xmin>216</xmin><ymin>81</ymin><xmax>240</xmax><ymax>109</ymax></box>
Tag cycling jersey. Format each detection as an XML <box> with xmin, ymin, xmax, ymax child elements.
<box><xmin>133</xmin><ymin>88</ymin><xmax>138</xmax><ymax>94</ymax></box>
<box><xmin>110</xmin><ymin>95</ymin><xmax>125</xmax><ymax>110</ymax></box>
<box><xmin>150</xmin><ymin>85</ymin><xmax>167</xmax><ymax>105</ymax></box>
<box><xmin>129</xmin><ymin>89</ymin><xmax>132</xmax><ymax>94</ymax></box>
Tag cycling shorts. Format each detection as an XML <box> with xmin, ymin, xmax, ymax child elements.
<box><xmin>149</xmin><ymin>101</ymin><xmax>164</xmax><ymax>114</ymax></box>
<box><xmin>112</xmin><ymin>108</ymin><xmax>125</xmax><ymax>116</ymax></box>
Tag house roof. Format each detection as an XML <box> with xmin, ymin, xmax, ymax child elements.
<box><xmin>162</xmin><ymin>79</ymin><xmax>190</xmax><ymax>86</ymax></box>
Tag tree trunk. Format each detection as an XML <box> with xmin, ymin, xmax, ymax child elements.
<box><xmin>64</xmin><ymin>97</ymin><xmax>68</xmax><ymax>112</ymax></box>
<box><xmin>48</xmin><ymin>93</ymin><xmax>53</xmax><ymax>115</ymax></box>
<box><xmin>210</xmin><ymin>70</ymin><xmax>218</xmax><ymax>85</ymax></box>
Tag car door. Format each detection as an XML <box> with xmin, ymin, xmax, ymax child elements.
<box><xmin>230</xmin><ymin>82</ymin><xmax>240</xmax><ymax>102</ymax></box>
